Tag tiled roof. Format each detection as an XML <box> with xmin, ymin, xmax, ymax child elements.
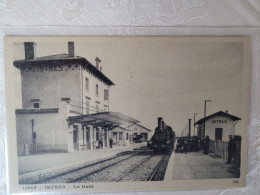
<box><xmin>35</xmin><ymin>54</ymin><xmax>80</xmax><ymax>60</ymax></box>
<box><xmin>13</xmin><ymin>54</ymin><xmax>114</xmax><ymax>86</ymax></box>
<box><xmin>195</xmin><ymin>111</ymin><xmax>241</xmax><ymax>125</ymax></box>
<box><xmin>134</xmin><ymin>124</ymin><xmax>152</xmax><ymax>131</ymax></box>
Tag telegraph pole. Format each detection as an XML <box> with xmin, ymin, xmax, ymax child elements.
<box><xmin>203</xmin><ymin>100</ymin><xmax>211</xmax><ymax>138</ymax></box>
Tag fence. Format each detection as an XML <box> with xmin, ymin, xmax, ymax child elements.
<box><xmin>209</xmin><ymin>140</ymin><xmax>241</xmax><ymax>164</ymax></box>
<box><xmin>18</xmin><ymin>143</ymin><xmax>68</xmax><ymax>156</ymax></box>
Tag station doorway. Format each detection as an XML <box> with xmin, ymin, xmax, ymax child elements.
<box><xmin>73</xmin><ymin>125</ymin><xmax>79</xmax><ymax>151</ymax></box>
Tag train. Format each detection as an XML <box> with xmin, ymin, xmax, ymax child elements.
<box><xmin>147</xmin><ymin>117</ymin><xmax>176</xmax><ymax>154</ymax></box>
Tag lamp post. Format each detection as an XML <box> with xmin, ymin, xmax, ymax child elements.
<box><xmin>203</xmin><ymin>100</ymin><xmax>211</xmax><ymax>138</ymax></box>
<box><xmin>194</xmin><ymin>113</ymin><xmax>198</xmax><ymax>136</ymax></box>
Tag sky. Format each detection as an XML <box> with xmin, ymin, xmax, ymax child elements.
<box><xmin>13</xmin><ymin>37</ymin><xmax>246</xmax><ymax>136</ymax></box>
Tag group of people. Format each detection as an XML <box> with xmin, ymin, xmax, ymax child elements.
<box><xmin>176</xmin><ymin>135</ymin><xmax>238</xmax><ymax>164</ymax></box>
<box><xmin>97</xmin><ymin>138</ymin><xmax>114</xmax><ymax>149</ymax></box>
<box><xmin>175</xmin><ymin>136</ymin><xmax>199</xmax><ymax>153</ymax></box>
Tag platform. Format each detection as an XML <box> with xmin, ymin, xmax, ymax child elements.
<box><xmin>18</xmin><ymin>143</ymin><xmax>146</xmax><ymax>183</ymax></box>
<box><xmin>164</xmin><ymin>150</ymin><xmax>240</xmax><ymax>180</ymax></box>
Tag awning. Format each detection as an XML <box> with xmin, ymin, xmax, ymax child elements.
<box><xmin>67</xmin><ymin>112</ymin><xmax>139</xmax><ymax>129</ymax></box>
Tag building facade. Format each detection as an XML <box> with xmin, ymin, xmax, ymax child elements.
<box><xmin>195</xmin><ymin>111</ymin><xmax>241</xmax><ymax>142</ymax></box>
<box><xmin>15</xmin><ymin>42</ymin><xmax>138</xmax><ymax>155</ymax></box>
<box><xmin>127</xmin><ymin>124</ymin><xmax>152</xmax><ymax>143</ymax></box>
<box><xmin>111</xmin><ymin>126</ymin><xmax>130</xmax><ymax>146</ymax></box>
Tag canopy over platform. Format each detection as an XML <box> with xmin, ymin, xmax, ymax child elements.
<box><xmin>67</xmin><ymin>112</ymin><xmax>140</xmax><ymax>129</ymax></box>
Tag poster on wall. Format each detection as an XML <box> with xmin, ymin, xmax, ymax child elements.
<box><xmin>4</xmin><ymin>36</ymin><xmax>250</xmax><ymax>194</ymax></box>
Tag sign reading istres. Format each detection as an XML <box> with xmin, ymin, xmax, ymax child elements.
<box><xmin>211</xmin><ymin>120</ymin><xmax>227</xmax><ymax>124</ymax></box>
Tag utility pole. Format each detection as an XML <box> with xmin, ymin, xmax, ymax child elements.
<box><xmin>203</xmin><ymin>100</ymin><xmax>211</xmax><ymax>138</ymax></box>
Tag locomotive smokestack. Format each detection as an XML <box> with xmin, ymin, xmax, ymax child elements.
<box><xmin>162</xmin><ymin>121</ymin><xmax>166</xmax><ymax>130</ymax></box>
<box><xmin>158</xmin><ymin>117</ymin><xmax>163</xmax><ymax>130</ymax></box>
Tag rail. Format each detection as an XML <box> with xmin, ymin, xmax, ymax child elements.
<box><xmin>112</xmin><ymin>155</ymin><xmax>154</xmax><ymax>182</ymax></box>
<box><xmin>147</xmin><ymin>155</ymin><xmax>165</xmax><ymax>181</ymax></box>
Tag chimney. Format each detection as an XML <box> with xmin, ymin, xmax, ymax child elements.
<box><xmin>95</xmin><ymin>57</ymin><xmax>101</xmax><ymax>70</ymax></box>
<box><xmin>68</xmin><ymin>42</ymin><xmax>74</xmax><ymax>57</ymax></box>
<box><xmin>226</xmin><ymin>110</ymin><xmax>228</xmax><ymax>114</ymax></box>
<box><xmin>24</xmin><ymin>42</ymin><xmax>36</xmax><ymax>60</ymax></box>
<box><xmin>188</xmin><ymin>119</ymin><xmax>192</xmax><ymax>137</ymax></box>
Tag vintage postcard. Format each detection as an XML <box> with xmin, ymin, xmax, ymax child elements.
<box><xmin>5</xmin><ymin>36</ymin><xmax>250</xmax><ymax>194</ymax></box>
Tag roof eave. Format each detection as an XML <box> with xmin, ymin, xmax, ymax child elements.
<box><xmin>13</xmin><ymin>57</ymin><xmax>115</xmax><ymax>86</ymax></box>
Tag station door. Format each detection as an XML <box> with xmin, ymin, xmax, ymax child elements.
<box><xmin>215</xmin><ymin>128</ymin><xmax>223</xmax><ymax>140</ymax></box>
<box><xmin>73</xmin><ymin>129</ymin><xmax>79</xmax><ymax>151</ymax></box>
<box><xmin>112</xmin><ymin>132</ymin><xmax>117</xmax><ymax>145</ymax></box>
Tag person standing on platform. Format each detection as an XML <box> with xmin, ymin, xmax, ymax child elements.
<box><xmin>109</xmin><ymin>138</ymin><xmax>113</xmax><ymax>148</ymax></box>
<box><xmin>203</xmin><ymin>135</ymin><xmax>210</xmax><ymax>155</ymax></box>
<box><xmin>183</xmin><ymin>138</ymin><xmax>188</xmax><ymax>154</ymax></box>
<box><xmin>98</xmin><ymin>139</ymin><xmax>102</xmax><ymax>149</ymax></box>
<box><xmin>226</xmin><ymin>135</ymin><xmax>236</xmax><ymax>164</ymax></box>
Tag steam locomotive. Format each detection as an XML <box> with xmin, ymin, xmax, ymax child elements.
<box><xmin>147</xmin><ymin>117</ymin><xmax>176</xmax><ymax>154</ymax></box>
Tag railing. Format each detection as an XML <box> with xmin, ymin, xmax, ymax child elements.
<box><xmin>209</xmin><ymin>140</ymin><xmax>241</xmax><ymax>164</ymax></box>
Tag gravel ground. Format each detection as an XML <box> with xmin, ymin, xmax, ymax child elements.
<box><xmin>75</xmin><ymin>151</ymin><xmax>153</xmax><ymax>183</ymax></box>
<box><xmin>41</xmin><ymin>151</ymin><xmax>143</xmax><ymax>183</ymax></box>
<box><xmin>117</xmin><ymin>154</ymin><xmax>163</xmax><ymax>182</ymax></box>
<box><xmin>41</xmin><ymin>149</ymin><xmax>171</xmax><ymax>183</ymax></box>
<box><xmin>151</xmin><ymin>154</ymin><xmax>171</xmax><ymax>181</ymax></box>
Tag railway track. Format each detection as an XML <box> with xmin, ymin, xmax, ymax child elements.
<box><xmin>74</xmin><ymin>150</ymin><xmax>153</xmax><ymax>183</ymax></box>
<box><xmin>41</xmin><ymin>149</ymin><xmax>171</xmax><ymax>183</ymax></box>
<box><xmin>113</xmin><ymin>153</ymin><xmax>169</xmax><ymax>182</ymax></box>
<box><xmin>40</xmin><ymin>150</ymin><xmax>147</xmax><ymax>184</ymax></box>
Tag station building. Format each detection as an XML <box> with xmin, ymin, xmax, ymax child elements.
<box><xmin>127</xmin><ymin>124</ymin><xmax>152</xmax><ymax>143</ymax></box>
<box><xmin>14</xmin><ymin>42</ymin><xmax>139</xmax><ymax>155</ymax></box>
<box><xmin>110</xmin><ymin>126</ymin><xmax>131</xmax><ymax>146</ymax></box>
<box><xmin>194</xmin><ymin>111</ymin><xmax>241</xmax><ymax>142</ymax></box>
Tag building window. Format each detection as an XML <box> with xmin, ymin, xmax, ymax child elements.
<box><xmin>215</xmin><ymin>128</ymin><xmax>223</xmax><ymax>140</ymax></box>
<box><xmin>96</xmin><ymin>84</ymin><xmax>99</xmax><ymax>96</ymax></box>
<box><xmin>104</xmin><ymin>89</ymin><xmax>109</xmax><ymax>100</ymax></box>
<box><xmin>141</xmin><ymin>133</ymin><xmax>148</xmax><ymax>141</ymax></box>
<box><xmin>33</xmin><ymin>103</ymin><xmax>39</xmax><ymax>108</ymax></box>
<box><xmin>86</xmin><ymin>100</ymin><xmax>89</xmax><ymax>115</ymax></box>
<box><xmin>85</xmin><ymin>78</ymin><xmax>89</xmax><ymax>91</ymax></box>
<box><xmin>119</xmin><ymin>132</ymin><xmax>123</xmax><ymax>140</ymax></box>
<box><xmin>126</xmin><ymin>133</ymin><xmax>129</xmax><ymax>140</ymax></box>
